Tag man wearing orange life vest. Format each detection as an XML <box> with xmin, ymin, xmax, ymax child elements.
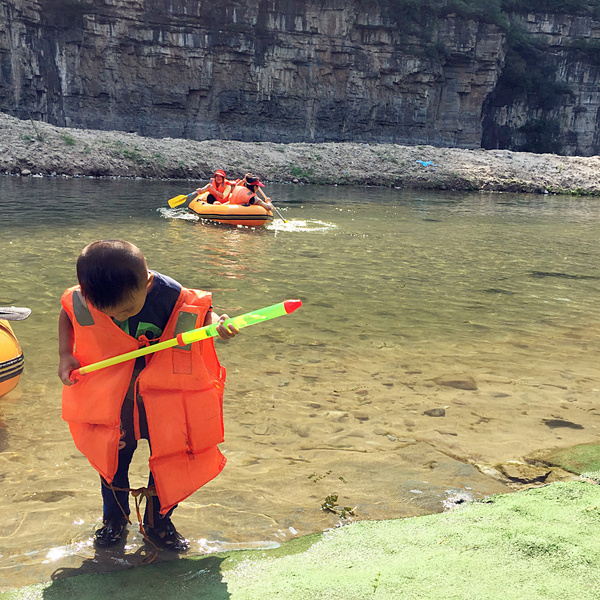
<box><xmin>227</xmin><ymin>173</ymin><xmax>274</xmax><ymax>212</ymax></box>
<box><xmin>195</xmin><ymin>169</ymin><xmax>234</xmax><ymax>204</ymax></box>
<box><xmin>58</xmin><ymin>240</ymin><xmax>239</xmax><ymax>551</ymax></box>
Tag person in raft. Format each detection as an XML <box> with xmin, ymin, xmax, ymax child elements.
<box><xmin>194</xmin><ymin>169</ymin><xmax>234</xmax><ymax>204</ymax></box>
<box><xmin>58</xmin><ymin>240</ymin><xmax>239</xmax><ymax>551</ymax></box>
<box><xmin>227</xmin><ymin>173</ymin><xmax>274</xmax><ymax>211</ymax></box>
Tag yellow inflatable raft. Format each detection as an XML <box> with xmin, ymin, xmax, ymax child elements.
<box><xmin>0</xmin><ymin>320</ymin><xmax>24</xmax><ymax>397</ymax></box>
<box><xmin>189</xmin><ymin>193</ymin><xmax>273</xmax><ymax>228</ymax></box>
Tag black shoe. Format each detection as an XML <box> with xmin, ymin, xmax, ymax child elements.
<box><xmin>94</xmin><ymin>518</ymin><xmax>127</xmax><ymax>547</ymax></box>
<box><xmin>144</xmin><ymin>519</ymin><xmax>189</xmax><ymax>552</ymax></box>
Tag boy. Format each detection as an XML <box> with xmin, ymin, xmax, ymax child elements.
<box><xmin>58</xmin><ymin>240</ymin><xmax>238</xmax><ymax>551</ymax></box>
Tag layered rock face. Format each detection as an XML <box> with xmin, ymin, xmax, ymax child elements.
<box><xmin>0</xmin><ymin>0</ymin><xmax>506</xmax><ymax>147</ymax></box>
<box><xmin>0</xmin><ymin>0</ymin><xmax>599</xmax><ymax>154</ymax></box>
<box><xmin>482</xmin><ymin>12</ymin><xmax>600</xmax><ymax>156</ymax></box>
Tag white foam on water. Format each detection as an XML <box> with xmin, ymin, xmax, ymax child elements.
<box><xmin>195</xmin><ymin>538</ymin><xmax>281</xmax><ymax>553</ymax></box>
<box><xmin>157</xmin><ymin>207</ymin><xmax>199</xmax><ymax>221</ymax></box>
<box><xmin>42</xmin><ymin>538</ymin><xmax>93</xmax><ymax>563</ymax></box>
<box><xmin>268</xmin><ymin>219</ymin><xmax>337</xmax><ymax>233</ymax></box>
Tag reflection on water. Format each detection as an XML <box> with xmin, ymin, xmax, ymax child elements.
<box><xmin>1</xmin><ymin>176</ymin><xmax>600</xmax><ymax>589</ymax></box>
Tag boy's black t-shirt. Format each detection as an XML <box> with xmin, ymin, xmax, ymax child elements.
<box><xmin>115</xmin><ymin>271</ymin><xmax>182</xmax><ymax>441</ymax></box>
<box><xmin>113</xmin><ymin>271</ymin><xmax>182</xmax><ymax>342</ymax></box>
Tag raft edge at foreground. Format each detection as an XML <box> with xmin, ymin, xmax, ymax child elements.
<box><xmin>4</xmin><ymin>480</ymin><xmax>600</xmax><ymax>600</ymax></box>
<box><xmin>0</xmin><ymin>320</ymin><xmax>24</xmax><ymax>397</ymax></box>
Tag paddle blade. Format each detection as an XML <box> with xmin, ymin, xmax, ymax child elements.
<box><xmin>0</xmin><ymin>306</ymin><xmax>32</xmax><ymax>321</ymax></box>
<box><xmin>168</xmin><ymin>194</ymin><xmax>188</xmax><ymax>208</ymax></box>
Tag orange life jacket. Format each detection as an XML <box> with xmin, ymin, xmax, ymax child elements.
<box><xmin>61</xmin><ymin>285</ymin><xmax>226</xmax><ymax>515</ymax></box>
<box><xmin>207</xmin><ymin>178</ymin><xmax>232</xmax><ymax>202</ymax></box>
<box><xmin>227</xmin><ymin>185</ymin><xmax>256</xmax><ymax>205</ymax></box>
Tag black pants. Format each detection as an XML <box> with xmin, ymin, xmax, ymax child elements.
<box><xmin>100</xmin><ymin>368</ymin><xmax>175</xmax><ymax>530</ymax></box>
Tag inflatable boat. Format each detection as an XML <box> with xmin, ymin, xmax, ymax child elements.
<box><xmin>188</xmin><ymin>193</ymin><xmax>273</xmax><ymax>228</ymax></box>
<box><xmin>0</xmin><ymin>320</ymin><xmax>24</xmax><ymax>397</ymax></box>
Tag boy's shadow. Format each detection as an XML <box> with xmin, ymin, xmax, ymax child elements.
<box><xmin>46</xmin><ymin>532</ymin><xmax>231</xmax><ymax>599</ymax></box>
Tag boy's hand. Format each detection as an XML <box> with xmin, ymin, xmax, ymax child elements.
<box><xmin>216</xmin><ymin>314</ymin><xmax>239</xmax><ymax>340</ymax></box>
<box><xmin>58</xmin><ymin>354</ymin><xmax>81</xmax><ymax>385</ymax></box>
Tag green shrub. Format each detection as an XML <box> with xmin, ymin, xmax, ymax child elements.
<box><xmin>519</xmin><ymin>117</ymin><xmax>562</xmax><ymax>154</ymax></box>
<box><xmin>501</xmin><ymin>0</ymin><xmax>600</xmax><ymax>17</ymax></box>
<box><xmin>289</xmin><ymin>165</ymin><xmax>314</xmax><ymax>178</ymax></box>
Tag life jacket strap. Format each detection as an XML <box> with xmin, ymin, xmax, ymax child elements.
<box><xmin>101</xmin><ymin>478</ymin><xmax>161</xmax><ymax>561</ymax></box>
<box><xmin>72</xmin><ymin>290</ymin><xmax>94</xmax><ymax>326</ymax></box>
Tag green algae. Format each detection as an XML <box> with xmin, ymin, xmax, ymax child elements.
<box><xmin>3</xmin><ymin>481</ymin><xmax>600</xmax><ymax>600</ymax></box>
<box><xmin>223</xmin><ymin>481</ymin><xmax>600</xmax><ymax>599</ymax></box>
<box><xmin>542</xmin><ymin>444</ymin><xmax>600</xmax><ymax>476</ymax></box>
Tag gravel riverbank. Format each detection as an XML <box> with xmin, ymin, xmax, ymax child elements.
<box><xmin>2</xmin><ymin>112</ymin><xmax>600</xmax><ymax>194</ymax></box>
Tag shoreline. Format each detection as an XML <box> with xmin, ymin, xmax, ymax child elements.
<box><xmin>2</xmin><ymin>112</ymin><xmax>600</xmax><ymax>194</ymax></box>
<box><xmin>3</xmin><ymin>481</ymin><xmax>600</xmax><ymax>599</ymax></box>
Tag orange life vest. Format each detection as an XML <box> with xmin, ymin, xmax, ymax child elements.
<box><xmin>227</xmin><ymin>185</ymin><xmax>256</xmax><ymax>205</ymax></box>
<box><xmin>61</xmin><ymin>285</ymin><xmax>227</xmax><ymax>515</ymax></box>
<box><xmin>207</xmin><ymin>178</ymin><xmax>232</xmax><ymax>202</ymax></box>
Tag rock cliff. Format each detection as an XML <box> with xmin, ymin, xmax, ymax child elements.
<box><xmin>1</xmin><ymin>0</ymin><xmax>599</xmax><ymax>155</ymax></box>
<box><xmin>483</xmin><ymin>11</ymin><xmax>600</xmax><ymax>156</ymax></box>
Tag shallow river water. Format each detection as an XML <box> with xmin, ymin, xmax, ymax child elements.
<box><xmin>1</xmin><ymin>176</ymin><xmax>600</xmax><ymax>588</ymax></box>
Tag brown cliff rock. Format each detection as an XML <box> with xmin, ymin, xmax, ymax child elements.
<box><xmin>3</xmin><ymin>2</ymin><xmax>600</xmax><ymax>154</ymax></box>
<box><xmin>1</xmin><ymin>0</ymin><xmax>505</xmax><ymax>147</ymax></box>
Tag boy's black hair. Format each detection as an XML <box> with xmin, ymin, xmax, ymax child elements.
<box><xmin>76</xmin><ymin>240</ymin><xmax>148</xmax><ymax>310</ymax></box>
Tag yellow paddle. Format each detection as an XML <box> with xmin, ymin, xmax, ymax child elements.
<box><xmin>167</xmin><ymin>190</ymin><xmax>199</xmax><ymax>208</ymax></box>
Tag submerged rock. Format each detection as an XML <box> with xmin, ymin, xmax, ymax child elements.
<box><xmin>542</xmin><ymin>418</ymin><xmax>584</xmax><ymax>430</ymax></box>
<box><xmin>433</xmin><ymin>374</ymin><xmax>478</xmax><ymax>391</ymax></box>
<box><xmin>424</xmin><ymin>408</ymin><xmax>446</xmax><ymax>417</ymax></box>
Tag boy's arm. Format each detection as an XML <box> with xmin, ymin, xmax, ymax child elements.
<box><xmin>254</xmin><ymin>197</ymin><xmax>274</xmax><ymax>211</ymax></box>
<box><xmin>58</xmin><ymin>308</ymin><xmax>80</xmax><ymax>385</ymax></box>
<box><xmin>204</xmin><ymin>309</ymin><xmax>239</xmax><ymax>340</ymax></box>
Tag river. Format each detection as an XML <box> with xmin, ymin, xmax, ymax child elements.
<box><xmin>1</xmin><ymin>176</ymin><xmax>600</xmax><ymax>589</ymax></box>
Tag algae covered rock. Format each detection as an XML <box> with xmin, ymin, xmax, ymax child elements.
<box><xmin>542</xmin><ymin>443</ymin><xmax>600</xmax><ymax>475</ymax></box>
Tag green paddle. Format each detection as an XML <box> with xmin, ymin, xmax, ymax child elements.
<box><xmin>68</xmin><ymin>299</ymin><xmax>302</xmax><ymax>382</ymax></box>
